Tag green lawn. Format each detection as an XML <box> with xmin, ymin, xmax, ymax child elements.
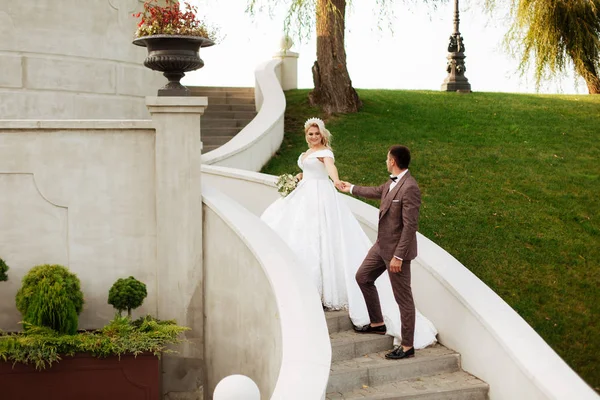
<box><xmin>261</xmin><ymin>89</ymin><xmax>600</xmax><ymax>391</ymax></box>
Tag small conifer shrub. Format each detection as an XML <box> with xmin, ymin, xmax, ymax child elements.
<box><xmin>15</xmin><ymin>264</ymin><xmax>84</xmax><ymax>335</ymax></box>
<box><xmin>108</xmin><ymin>276</ymin><xmax>148</xmax><ymax>318</ymax></box>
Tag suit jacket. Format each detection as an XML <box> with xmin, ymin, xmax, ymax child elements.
<box><xmin>352</xmin><ymin>171</ymin><xmax>421</xmax><ymax>262</ymax></box>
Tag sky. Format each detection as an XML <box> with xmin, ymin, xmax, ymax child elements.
<box><xmin>182</xmin><ymin>0</ymin><xmax>587</xmax><ymax>94</ymax></box>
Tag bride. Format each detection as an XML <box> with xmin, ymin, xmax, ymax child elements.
<box><xmin>260</xmin><ymin>118</ymin><xmax>437</xmax><ymax>349</ymax></box>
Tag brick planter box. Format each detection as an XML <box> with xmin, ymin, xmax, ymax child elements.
<box><xmin>0</xmin><ymin>353</ymin><xmax>159</xmax><ymax>400</ymax></box>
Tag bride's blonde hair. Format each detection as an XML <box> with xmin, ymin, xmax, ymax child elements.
<box><xmin>304</xmin><ymin>117</ymin><xmax>332</xmax><ymax>149</ymax></box>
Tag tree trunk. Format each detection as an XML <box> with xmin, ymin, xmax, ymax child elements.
<box><xmin>309</xmin><ymin>0</ymin><xmax>362</xmax><ymax>114</ymax></box>
<box><xmin>585</xmin><ymin>77</ymin><xmax>600</xmax><ymax>94</ymax></box>
<box><xmin>574</xmin><ymin>55</ymin><xmax>600</xmax><ymax>94</ymax></box>
<box><xmin>583</xmin><ymin>70</ymin><xmax>600</xmax><ymax>95</ymax></box>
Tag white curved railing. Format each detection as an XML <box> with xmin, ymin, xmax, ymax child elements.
<box><xmin>200</xmin><ymin>59</ymin><xmax>285</xmax><ymax>172</ymax></box>
<box><xmin>201</xmin><ymin>164</ymin><xmax>599</xmax><ymax>400</ymax></box>
<box><xmin>202</xmin><ymin>183</ymin><xmax>331</xmax><ymax>400</ymax></box>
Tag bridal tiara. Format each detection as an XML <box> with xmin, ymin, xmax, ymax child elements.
<box><xmin>304</xmin><ymin>117</ymin><xmax>325</xmax><ymax>129</ymax></box>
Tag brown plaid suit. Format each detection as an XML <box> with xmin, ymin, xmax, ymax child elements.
<box><xmin>352</xmin><ymin>171</ymin><xmax>421</xmax><ymax>347</ymax></box>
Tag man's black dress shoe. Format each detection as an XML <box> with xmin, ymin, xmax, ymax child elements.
<box><xmin>385</xmin><ymin>346</ymin><xmax>415</xmax><ymax>360</ymax></box>
<box><xmin>353</xmin><ymin>324</ymin><xmax>387</xmax><ymax>335</ymax></box>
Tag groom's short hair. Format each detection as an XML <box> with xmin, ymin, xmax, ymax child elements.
<box><xmin>389</xmin><ymin>145</ymin><xmax>411</xmax><ymax>169</ymax></box>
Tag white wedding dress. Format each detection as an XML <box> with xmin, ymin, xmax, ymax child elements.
<box><xmin>261</xmin><ymin>149</ymin><xmax>437</xmax><ymax>349</ymax></box>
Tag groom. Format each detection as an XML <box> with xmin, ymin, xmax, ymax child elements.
<box><xmin>340</xmin><ymin>145</ymin><xmax>421</xmax><ymax>360</ymax></box>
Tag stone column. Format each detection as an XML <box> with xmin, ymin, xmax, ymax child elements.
<box><xmin>147</xmin><ymin>96</ymin><xmax>206</xmax><ymax>400</ymax></box>
<box><xmin>273</xmin><ymin>36</ymin><xmax>299</xmax><ymax>91</ymax></box>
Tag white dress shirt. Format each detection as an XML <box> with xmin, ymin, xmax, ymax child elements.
<box><xmin>388</xmin><ymin>169</ymin><xmax>408</xmax><ymax>192</ymax></box>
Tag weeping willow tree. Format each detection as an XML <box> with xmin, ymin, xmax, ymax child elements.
<box><xmin>247</xmin><ymin>0</ymin><xmax>439</xmax><ymax>114</ymax></box>
<box><xmin>500</xmin><ymin>0</ymin><xmax>600</xmax><ymax>94</ymax></box>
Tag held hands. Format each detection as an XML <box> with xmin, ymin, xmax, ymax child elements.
<box><xmin>295</xmin><ymin>173</ymin><xmax>303</xmax><ymax>182</ymax></box>
<box><xmin>336</xmin><ymin>181</ymin><xmax>352</xmax><ymax>193</ymax></box>
<box><xmin>390</xmin><ymin>257</ymin><xmax>403</xmax><ymax>273</ymax></box>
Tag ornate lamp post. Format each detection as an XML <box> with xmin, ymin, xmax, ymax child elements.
<box><xmin>441</xmin><ymin>0</ymin><xmax>472</xmax><ymax>92</ymax></box>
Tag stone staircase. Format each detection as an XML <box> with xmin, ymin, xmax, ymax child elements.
<box><xmin>325</xmin><ymin>311</ymin><xmax>489</xmax><ymax>400</ymax></box>
<box><xmin>189</xmin><ymin>86</ymin><xmax>257</xmax><ymax>154</ymax></box>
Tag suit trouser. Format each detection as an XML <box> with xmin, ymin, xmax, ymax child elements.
<box><xmin>355</xmin><ymin>243</ymin><xmax>415</xmax><ymax>348</ymax></box>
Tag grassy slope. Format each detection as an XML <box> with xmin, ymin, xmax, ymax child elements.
<box><xmin>261</xmin><ymin>89</ymin><xmax>600</xmax><ymax>390</ymax></box>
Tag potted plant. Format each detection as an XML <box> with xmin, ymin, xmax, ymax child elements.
<box><xmin>132</xmin><ymin>0</ymin><xmax>219</xmax><ymax>96</ymax></box>
<box><xmin>0</xmin><ymin>267</ymin><xmax>188</xmax><ymax>400</ymax></box>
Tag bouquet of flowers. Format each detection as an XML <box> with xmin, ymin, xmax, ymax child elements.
<box><xmin>276</xmin><ymin>173</ymin><xmax>299</xmax><ymax>197</ymax></box>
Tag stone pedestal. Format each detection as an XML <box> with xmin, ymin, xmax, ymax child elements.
<box><xmin>272</xmin><ymin>51</ymin><xmax>299</xmax><ymax>91</ymax></box>
<box><xmin>441</xmin><ymin>52</ymin><xmax>472</xmax><ymax>92</ymax></box>
<box><xmin>147</xmin><ymin>96</ymin><xmax>206</xmax><ymax>325</ymax></box>
<box><xmin>146</xmin><ymin>97</ymin><xmax>207</xmax><ymax>399</ymax></box>
<box><xmin>440</xmin><ymin>0</ymin><xmax>472</xmax><ymax>93</ymax></box>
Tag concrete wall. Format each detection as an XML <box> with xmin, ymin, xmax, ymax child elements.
<box><xmin>0</xmin><ymin>0</ymin><xmax>164</xmax><ymax>119</ymax></box>
<box><xmin>0</xmin><ymin>120</ymin><xmax>157</xmax><ymax>330</ymax></box>
<box><xmin>0</xmin><ymin>97</ymin><xmax>207</xmax><ymax>399</ymax></box>
<box><xmin>201</xmin><ymin>164</ymin><xmax>599</xmax><ymax>400</ymax></box>
<box><xmin>203</xmin><ymin>207</ymin><xmax>281</xmax><ymax>399</ymax></box>
<box><xmin>202</xmin><ymin>184</ymin><xmax>330</xmax><ymax>400</ymax></box>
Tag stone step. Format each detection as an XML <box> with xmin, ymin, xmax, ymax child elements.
<box><xmin>331</xmin><ymin>331</ymin><xmax>394</xmax><ymax>362</ymax></box>
<box><xmin>192</xmin><ymin>85</ymin><xmax>257</xmax><ymax>154</ymax></box>
<box><xmin>202</xmin><ymin>118</ymin><xmax>253</xmax><ymax>128</ymax></box>
<box><xmin>326</xmin><ymin>371</ymin><xmax>489</xmax><ymax>400</ymax></box>
<box><xmin>327</xmin><ymin>345</ymin><xmax>460</xmax><ymax>394</ymax></box>
<box><xmin>201</xmin><ymin>144</ymin><xmax>220</xmax><ymax>154</ymax></box>
<box><xmin>202</xmin><ymin>118</ymin><xmax>252</xmax><ymax>127</ymax></box>
<box><xmin>190</xmin><ymin>86</ymin><xmax>254</xmax><ymax>95</ymax></box>
<box><xmin>202</xmin><ymin>118</ymin><xmax>238</xmax><ymax>128</ymax></box>
<box><xmin>206</xmin><ymin>104</ymin><xmax>256</xmax><ymax>112</ymax></box>
<box><xmin>326</xmin><ymin>310</ymin><xmax>354</xmax><ymax>334</ymax></box>
<box><xmin>201</xmin><ymin>127</ymin><xmax>241</xmax><ymax>136</ymax></box>
<box><xmin>199</xmin><ymin>92</ymin><xmax>255</xmax><ymax>99</ymax></box>
<box><xmin>206</xmin><ymin>96</ymin><xmax>255</xmax><ymax>105</ymax></box>
<box><xmin>202</xmin><ymin>111</ymin><xmax>257</xmax><ymax>120</ymax></box>
<box><xmin>202</xmin><ymin>136</ymin><xmax>234</xmax><ymax>146</ymax></box>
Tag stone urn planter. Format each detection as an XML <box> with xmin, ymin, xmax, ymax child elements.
<box><xmin>133</xmin><ymin>34</ymin><xmax>214</xmax><ymax>96</ymax></box>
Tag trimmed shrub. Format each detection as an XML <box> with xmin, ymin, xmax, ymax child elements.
<box><xmin>0</xmin><ymin>258</ymin><xmax>8</xmax><ymax>282</ymax></box>
<box><xmin>16</xmin><ymin>264</ymin><xmax>84</xmax><ymax>335</ymax></box>
<box><xmin>108</xmin><ymin>276</ymin><xmax>147</xmax><ymax>317</ymax></box>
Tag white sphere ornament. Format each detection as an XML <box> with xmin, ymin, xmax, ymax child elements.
<box><xmin>279</xmin><ymin>35</ymin><xmax>294</xmax><ymax>51</ymax></box>
<box><xmin>213</xmin><ymin>375</ymin><xmax>260</xmax><ymax>400</ymax></box>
